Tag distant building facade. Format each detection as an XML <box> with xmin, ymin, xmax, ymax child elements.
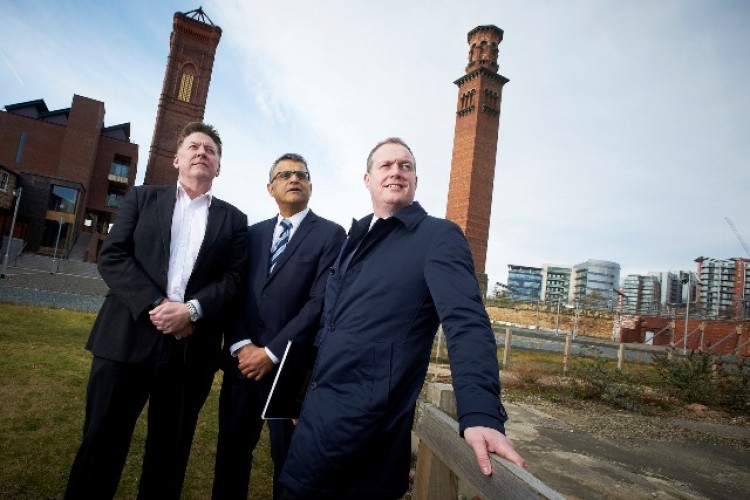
<box><xmin>506</xmin><ymin>264</ymin><xmax>542</xmax><ymax>301</ymax></box>
<box><xmin>570</xmin><ymin>259</ymin><xmax>621</xmax><ymax>307</ymax></box>
<box><xmin>695</xmin><ymin>257</ymin><xmax>750</xmax><ymax>319</ymax></box>
<box><xmin>0</xmin><ymin>95</ymin><xmax>138</xmax><ymax>260</ymax></box>
<box><xmin>622</xmin><ymin>274</ymin><xmax>661</xmax><ymax>314</ymax></box>
<box><xmin>540</xmin><ymin>264</ymin><xmax>572</xmax><ymax>303</ymax></box>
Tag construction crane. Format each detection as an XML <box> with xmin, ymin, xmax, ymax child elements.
<box><xmin>725</xmin><ymin>218</ymin><xmax>750</xmax><ymax>258</ymax></box>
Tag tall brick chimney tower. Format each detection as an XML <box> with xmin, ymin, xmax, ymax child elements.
<box><xmin>445</xmin><ymin>25</ymin><xmax>509</xmax><ymax>297</ymax></box>
<box><xmin>144</xmin><ymin>7</ymin><xmax>222</xmax><ymax>185</ymax></box>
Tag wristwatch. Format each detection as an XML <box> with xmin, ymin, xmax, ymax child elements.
<box><xmin>186</xmin><ymin>301</ymin><xmax>199</xmax><ymax>323</ymax></box>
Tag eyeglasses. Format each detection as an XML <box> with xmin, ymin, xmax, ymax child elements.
<box><xmin>271</xmin><ymin>170</ymin><xmax>311</xmax><ymax>182</ymax></box>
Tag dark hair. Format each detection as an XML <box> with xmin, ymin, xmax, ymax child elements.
<box><xmin>176</xmin><ymin>122</ymin><xmax>222</xmax><ymax>157</ymax></box>
<box><xmin>366</xmin><ymin>137</ymin><xmax>416</xmax><ymax>173</ymax></box>
<box><xmin>269</xmin><ymin>153</ymin><xmax>309</xmax><ymax>181</ymax></box>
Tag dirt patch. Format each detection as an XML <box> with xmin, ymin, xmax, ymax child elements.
<box><xmin>487</xmin><ymin>305</ymin><xmax>614</xmax><ymax>339</ymax></box>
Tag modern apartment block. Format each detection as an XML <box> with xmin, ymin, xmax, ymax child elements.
<box><xmin>540</xmin><ymin>264</ymin><xmax>572</xmax><ymax>303</ymax></box>
<box><xmin>0</xmin><ymin>95</ymin><xmax>138</xmax><ymax>261</ymax></box>
<box><xmin>506</xmin><ymin>264</ymin><xmax>543</xmax><ymax>301</ymax></box>
<box><xmin>649</xmin><ymin>271</ymin><xmax>680</xmax><ymax>305</ymax></box>
<box><xmin>622</xmin><ymin>274</ymin><xmax>661</xmax><ymax>314</ymax></box>
<box><xmin>570</xmin><ymin>259</ymin><xmax>621</xmax><ymax>307</ymax></box>
<box><xmin>695</xmin><ymin>257</ymin><xmax>750</xmax><ymax>319</ymax></box>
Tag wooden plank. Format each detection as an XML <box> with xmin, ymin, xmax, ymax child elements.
<box><xmin>414</xmin><ymin>401</ymin><xmax>565</xmax><ymax>500</ymax></box>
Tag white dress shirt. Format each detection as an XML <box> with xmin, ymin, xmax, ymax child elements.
<box><xmin>166</xmin><ymin>182</ymin><xmax>212</xmax><ymax>317</ymax></box>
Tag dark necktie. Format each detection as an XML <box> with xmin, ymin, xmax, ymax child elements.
<box><xmin>269</xmin><ymin>219</ymin><xmax>292</xmax><ymax>272</ymax></box>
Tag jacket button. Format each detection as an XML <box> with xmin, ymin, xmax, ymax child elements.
<box><xmin>327</xmin><ymin>323</ymin><xmax>335</xmax><ymax>331</ymax></box>
<box><xmin>310</xmin><ymin>382</ymin><xmax>317</xmax><ymax>390</ymax></box>
<box><xmin>261</xmin><ymin>293</ymin><xmax>267</xmax><ymax>300</ymax></box>
<box><xmin>258</xmin><ymin>320</ymin><xmax>264</xmax><ymax>328</ymax></box>
<box><xmin>329</xmin><ymin>267</ymin><xmax>335</xmax><ymax>275</ymax></box>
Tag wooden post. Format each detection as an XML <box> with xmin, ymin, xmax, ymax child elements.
<box><xmin>503</xmin><ymin>328</ymin><xmax>512</xmax><ymax>368</ymax></box>
<box><xmin>414</xmin><ymin>383</ymin><xmax>459</xmax><ymax>500</ymax></box>
<box><xmin>562</xmin><ymin>333</ymin><xmax>571</xmax><ymax>376</ymax></box>
<box><xmin>669</xmin><ymin>326</ymin><xmax>675</xmax><ymax>351</ymax></box>
<box><xmin>435</xmin><ymin>326</ymin><xmax>443</xmax><ymax>363</ymax></box>
<box><xmin>617</xmin><ymin>343</ymin><xmax>625</xmax><ymax>370</ymax></box>
<box><xmin>699</xmin><ymin>322</ymin><xmax>706</xmax><ymax>352</ymax></box>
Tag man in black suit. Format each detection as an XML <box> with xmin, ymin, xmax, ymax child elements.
<box><xmin>212</xmin><ymin>153</ymin><xmax>345</xmax><ymax>500</ymax></box>
<box><xmin>65</xmin><ymin>122</ymin><xmax>248</xmax><ymax>500</ymax></box>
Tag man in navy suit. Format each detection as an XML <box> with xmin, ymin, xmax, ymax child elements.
<box><xmin>66</xmin><ymin>122</ymin><xmax>248</xmax><ymax>500</ymax></box>
<box><xmin>212</xmin><ymin>153</ymin><xmax>345</xmax><ymax>500</ymax></box>
<box><xmin>280</xmin><ymin>138</ymin><xmax>525</xmax><ymax>499</ymax></box>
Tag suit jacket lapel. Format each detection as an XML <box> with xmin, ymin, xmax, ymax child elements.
<box><xmin>157</xmin><ymin>186</ymin><xmax>177</xmax><ymax>269</ymax></box>
<box><xmin>338</xmin><ymin>215</ymin><xmax>371</xmax><ymax>275</ymax></box>
<box><xmin>349</xmin><ymin>217</ymin><xmax>397</xmax><ymax>268</ymax></box>
<box><xmin>192</xmin><ymin>199</ymin><xmax>226</xmax><ymax>277</ymax></box>
<box><xmin>258</xmin><ymin>218</ymin><xmax>276</xmax><ymax>286</ymax></box>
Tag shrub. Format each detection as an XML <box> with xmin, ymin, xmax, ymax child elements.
<box><xmin>653</xmin><ymin>350</ymin><xmax>750</xmax><ymax>414</ymax></box>
<box><xmin>569</xmin><ymin>347</ymin><xmax>644</xmax><ymax>411</ymax></box>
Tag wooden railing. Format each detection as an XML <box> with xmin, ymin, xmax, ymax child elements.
<box><xmin>413</xmin><ymin>383</ymin><xmax>563</xmax><ymax>500</ymax></box>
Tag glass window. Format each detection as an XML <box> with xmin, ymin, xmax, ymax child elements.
<box><xmin>48</xmin><ymin>185</ymin><xmax>79</xmax><ymax>214</ymax></box>
<box><xmin>16</xmin><ymin>132</ymin><xmax>26</xmax><ymax>164</ymax></box>
<box><xmin>178</xmin><ymin>73</ymin><xmax>194</xmax><ymax>102</ymax></box>
<box><xmin>110</xmin><ymin>162</ymin><xmax>130</xmax><ymax>178</ymax></box>
<box><xmin>0</xmin><ymin>171</ymin><xmax>8</xmax><ymax>192</ymax></box>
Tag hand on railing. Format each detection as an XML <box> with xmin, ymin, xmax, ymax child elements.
<box><xmin>464</xmin><ymin>425</ymin><xmax>526</xmax><ymax>475</ymax></box>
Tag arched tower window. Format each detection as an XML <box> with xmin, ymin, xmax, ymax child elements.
<box><xmin>177</xmin><ymin>65</ymin><xmax>196</xmax><ymax>102</ymax></box>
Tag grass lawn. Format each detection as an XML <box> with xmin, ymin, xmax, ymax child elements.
<box><xmin>0</xmin><ymin>303</ymin><xmax>273</xmax><ymax>499</ymax></box>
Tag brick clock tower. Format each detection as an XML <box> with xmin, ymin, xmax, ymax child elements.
<box><xmin>445</xmin><ymin>25</ymin><xmax>509</xmax><ymax>297</ymax></box>
<box><xmin>144</xmin><ymin>7</ymin><xmax>222</xmax><ymax>185</ymax></box>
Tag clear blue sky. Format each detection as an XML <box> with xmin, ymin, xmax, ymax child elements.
<box><xmin>2</xmin><ymin>0</ymin><xmax>749</xmax><ymax>288</ymax></box>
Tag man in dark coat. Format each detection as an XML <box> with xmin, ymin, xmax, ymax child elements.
<box><xmin>279</xmin><ymin>137</ymin><xmax>525</xmax><ymax>499</ymax></box>
<box><xmin>65</xmin><ymin>122</ymin><xmax>248</xmax><ymax>500</ymax></box>
<box><xmin>213</xmin><ymin>153</ymin><xmax>345</xmax><ymax>499</ymax></box>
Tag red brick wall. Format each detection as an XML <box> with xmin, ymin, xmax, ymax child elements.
<box><xmin>0</xmin><ymin>112</ymin><xmax>65</xmax><ymax>176</ymax></box>
<box><xmin>57</xmin><ymin>95</ymin><xmax>104</xmax><ymax>191</ymax></box>
<box><xmin>623</xmin><ymin>316</ymin><xmax>750</xmax><ymax>356</ymax></box>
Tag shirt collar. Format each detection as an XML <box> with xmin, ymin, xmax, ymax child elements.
<box><xmin>176</xmin><ymin>181</ymin><xmax>213</xmax><ymax>206</ymax></box>
<box><xmin>276</xmin><ymin>207</ymin><xmax>310</xmax><ymax>228</ymax></box>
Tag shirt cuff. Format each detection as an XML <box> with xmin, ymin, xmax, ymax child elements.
<box><xmin>188</xmin><ymin>299</ymin><xmax>203</xmax><ymax>319</ymax></box>
<box><xmin>230</xmin><ymin>339</ymin><xmax>252</xmax><ymax>356</ymax></box>
<box><xmin>265</xmin><ymin>347</ymin><xmax>280</xmax><ymax>364</ymax></box>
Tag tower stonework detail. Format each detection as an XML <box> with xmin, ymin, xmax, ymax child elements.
<box><xmin>144</xmin><ymin>8</ymin><xmax>222</xmax><ymax>185</ymax></box>
<box><xmin>445</xmin><ymin>25</ymin><xmax>509</xmax><ymax>297</ymax></box>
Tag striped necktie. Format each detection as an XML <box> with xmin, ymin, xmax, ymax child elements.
<box><xmin>269</xmin><ymin>219</ymin><xmax>292</xmax><ymax>272</ymax></box>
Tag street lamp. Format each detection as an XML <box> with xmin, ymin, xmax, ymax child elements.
<box><xmin>51</xmin><ymin>218</ymin><xmax>64</xmax><ymax>274</ymax></box>
<box><xmin>680</xmin><ymin>274</ymin><xmax>690</xmax><ymax>355</ymax></box>
<box><xmin>1</xmin><ymin>187</ymin><xmax>22</xmax><ymax>279</ymax></box>
<box><xmin>611</xmin><ymin>287</ymin><xmax>628</xmax><ymax>341</ymax></box>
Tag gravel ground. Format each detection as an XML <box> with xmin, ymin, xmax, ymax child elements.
<box><xmin>0</xmin><ymin>266</ymin><xmax>107</xmax><ymax>312</ymax></box>
<box><xmin>425</xmin><ymin>365</ymin><xmax>750</xmax><ymax>499</ymax></box>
